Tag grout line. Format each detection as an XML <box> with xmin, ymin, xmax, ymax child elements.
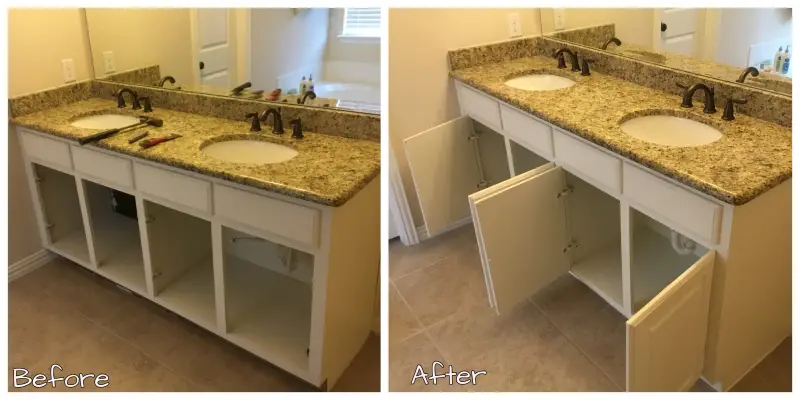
<box><xmin>528</xmin><ymin>297</ymin><xmax>623</xmax><ymax>392</ymax></box>
<box><xmin>389</xmin><ymin>229</ymin><xmax>476</xmax><ymax>282</ymax></box>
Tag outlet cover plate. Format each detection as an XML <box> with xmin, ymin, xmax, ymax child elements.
<box><xmin>553</xmin><ymin>9</ymin><xmax>566</xmax><ymax>30</ymax></box>
<box><xmin>507</xmin><ymin>13</ymin><xmax>522</xmax><ymax>38</ymax></box>
<box><xmin>61</xmin><ymin>59</ymin><xmax>76</xmax><ymax>83</ymax></box>
<box><xmin>103</xmin><ymin>51</ymin><xmax>116</xmax><ymax>74</ymax></box>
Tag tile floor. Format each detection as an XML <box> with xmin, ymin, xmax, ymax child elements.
<box><xmin>8</xmin><ymin>257</ymin><xmax>379</xmax><ymax>392</ymax></box>
<box><xmin>389</xmin><ymin>224</ymin><xmax>792</xmax><ymax>392</ymax></box>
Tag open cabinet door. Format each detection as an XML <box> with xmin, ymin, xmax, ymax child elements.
<box><xmin>627</xmin><ymin>251</ymin><xmax>715</xmax><ymax>391</ymax></box>
<box><xmin>404</xmin><ymin>116</ymin><xmax>482</xmax><ymax>237</ymax></box>
<box><xmin>469</xmin><ymin>164</ymin><xmax>569</xmax><ymax>315</ymax></box>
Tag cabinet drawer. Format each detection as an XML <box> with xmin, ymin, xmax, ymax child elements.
<box><xmin>133</xmin><ymin>163</ymin><xmax>211</xmax><ymax>213</ymax></box>
<box><xmin>214</xmin><ymin>184</ymin><xmax>320</xmax><ymax>248</ymax></box>
<box><xmin>19</xmin><ymin>130</ymin><xmax>72</xmax><ymax>170</ymax></box>
<box><xmin>553</xmin><ymin>129</ymin><xmax>621</xmax><ymax>194</ymax></box>
<box><xmin>623</xmin><ymin>163</ymin><xmax>721</xmax><ymax>244</ymax></box>
<box><xmin>456</xmin><ymin>82</ymin><xmax>502</xmax><ymax>130</ymax></box>
<box><xmin>500</xmin><ymin>104</ymin><xmax>553</xmax><ymax>159</ymax></box>
<box><xmin>72</xmin><ymin>147</ymin><xmax>133</xmax><ymax>188</ymax></box>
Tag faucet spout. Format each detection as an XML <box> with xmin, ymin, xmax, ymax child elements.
<box><xmin>259</xmin><ymin>108</ymin><xmax>285</xmax><ymax>134</ymax></box>
<box><xmin>554</xmin><ymin>48</ymin><xmax>581</xmax><ymax>72</ymax></box>
<box><xmin>601</xmin><ymin>37</ymin><xmax>622</xmax><ymax>50</ymax></box>
<box><xmin>736</xmin><ymin>67</ymin><xmax>759</xmax><ymax>83</ymax></box>
<box><xmin>678</xmin><ymin>83</ymin><xmax>717</xmax><ymax>114</ymax></box>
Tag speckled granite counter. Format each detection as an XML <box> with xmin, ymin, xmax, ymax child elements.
<box><xmin>11</xmin><ymin>98</ymin><xmax>380</xmax><ymax>207</ymax></box>
<box><xmin>450</xmin><ymin>56</ymin><xmax>791</xmax><ymax>205</ymax></box>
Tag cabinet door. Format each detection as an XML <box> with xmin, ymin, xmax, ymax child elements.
<box><xmin>469</xmin><ymin>163</ymin><xmax>569</xmax><ymax>315</ymax></box>
<box><xmin>404</xmin><ymin>116</ymin><xmax>481</xmax><ymax>237</ymax></box>
<box><xmin>626</xmin><ymin>251</ymin><xmax>715</xmax><ymax>391</ymax></box>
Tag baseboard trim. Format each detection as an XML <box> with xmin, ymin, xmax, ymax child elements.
<box><xmin>415</xmin><ymin>216</ymin><xmax>473</xmax><ymax>242</ymax></box>
<box><xmin>9</xmin><ymin>249</ymin><xmax>56</xmax><ymax>281</ymax></box>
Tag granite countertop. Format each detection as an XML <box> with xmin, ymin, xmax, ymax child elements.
<box><xmin>450</xmin><ymin>56</ymin><xmax>792</xmax><ymax>205</ymax></box>
<box><xmin>11</xmin><ymin>98</ymin><xmax>380</xmax><ymax>207</ymax></box>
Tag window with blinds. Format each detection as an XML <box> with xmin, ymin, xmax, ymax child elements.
<box><xmin>341</xmin><ymin>7</ymin><xmax>381</xmax><ymax>38</ymax></box>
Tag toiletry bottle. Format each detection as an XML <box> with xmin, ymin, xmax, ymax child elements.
<box><xmin>774</xmin><ymin>46</ymin><xmax>784</xmax><ymax>72</ymax></box>
<box><xmin>782</xmin><ymin>45</ymin><xmax>791</xmax><ymax>75</ymax></box>
<box><xmin>299</xmin><ymin>75</ymin><xmax>307</xmax><ymax>95</ymax></box>
<box><xmin>308</xmin><ymin>74</ymin><xmax>315</xmax><ymax>92</ymax></box>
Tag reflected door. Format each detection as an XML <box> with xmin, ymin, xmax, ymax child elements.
<box><xmin>193</xmin><ymin>9</ymin><xmax>235</xmax><ymax>88</ymax></box>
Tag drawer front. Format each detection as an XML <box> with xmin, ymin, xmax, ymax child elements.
<box><xmin>623</xmin><ymin>163</ymin><xmax>721</xmax><ymax>244</ymax></box>
<box><xmin>134</xmin><ymin>163</ymin><xmax>211</xmax><ymax>213</ymax></box>
<box><xmin>19</xmin><ymin>130</ymin><xmax>72</xmax><ymax>169</ymax></box>
<box><xmin>500</xmin><ymin>104</ymin><xmax>553</xmax><ymax>159</ymax></box>
<box><xmin>553</xmin><ymin>129</ymin><xmax>621</xmax><ymax>194</ymax></box>
<box><xmin>456</xmin><ymin>83</ymin><xmax>502</xmax><ymax>130</ymax></box>
<box><xmin>214</xmin><ymin>184</ymin><xmax>320</xmax><ymax>248</ymax></box>
<box><xmin>72</xmin><ymin>147</ymin><xmax>133</xmax><ymax>188</ymax></box>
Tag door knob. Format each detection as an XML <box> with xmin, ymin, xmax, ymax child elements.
<box><xmin>661</xmin><ymin>22</ymin><xmax>667</xmax><ymax>32</ymax></box>
<box><xmin>199</xmin><ymin>61</ymin><xmax>205</xmax><ymax>70</ymax></box>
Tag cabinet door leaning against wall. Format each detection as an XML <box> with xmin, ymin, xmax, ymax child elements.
<box><xmin>388</xmin><ymin>7</ymin><xmax>791</xmax><ymax>393</ymax></box>
<box><xmin>8</xmin><ymin>6</ymin><xmax>381</xmax><ymax>393</ymax></box>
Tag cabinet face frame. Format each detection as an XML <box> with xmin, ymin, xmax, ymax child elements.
<box><xmin>405</xmin><ymin>82</ymin><xmax>726</xmax><ymax>391</ymax></box>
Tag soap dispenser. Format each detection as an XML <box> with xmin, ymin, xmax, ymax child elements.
<box><xmin>308</xmin><ymin>74</ymin><xmax>315</xmax><ymax>92</ymax></box>
<box><xmin>774</xmin><ymin>46</ymin><xmax>784</xmax><ymax>72</ymax></box>
<box><xmin>299</xmin><ymin>75</ymin><xmax>307</xmax><ymax>95</ymax></box>
<box><xmin>782</xmin><ymin>45</ymin><xmax>791</xmax><ymax>75</ymax></box>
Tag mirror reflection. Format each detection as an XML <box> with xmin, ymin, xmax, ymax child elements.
<box><xmin>85</xmin><ymin>8</ymin><xmax>381</xmax><ymax>113</ymax></box>
<box><xmin>540</xmin><ymin>8</ymin><xmax>792</xmax><ymax>95</ymax></box>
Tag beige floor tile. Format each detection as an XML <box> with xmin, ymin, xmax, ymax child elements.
<box><xmin>689</xmin><ymin>379</ymin><xmax>715</xmax><ymax>392</ymax></box>
<box><xmin>393</xmin><ymin>243</ymin><xmax>488</xmax><ymax>327</ymax></box>
<box><xmin>731</xmin><ymin>368</ymin><xmax>772</xmax><ymax>392</ymax></box>
<box><xmin>751</xmin><ymin>337</ymin><xmax>792</xmax><ymax>391</ymax></box>
<box><xmin>389</xmin><ymin>332</ymin><xmax>451</xmax><ymax>392</ymax></box>
<box><xmin>389</xmin><ymin>283</ymin><xmax>422</xmax><ymax>344</ymax></box>
<box><xmin>531</xmin><ymin>274</ymin><xmax>608</xmax><ymax>330</ymax></box>
<box><xmin>389</xmin><ymin>224</ymin><xmax>476</xmax><ymax>279</ymax></box>
<box><xmin>332</xmin><ymin>333</ymin><xmax>380</xmax><ymax>392</ymax></box>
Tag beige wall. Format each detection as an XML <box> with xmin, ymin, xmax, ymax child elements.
<box><xmin>8</xmin><ymin>8</ymin><xmax>94</xmax><ymax>97</ymax></box>
<box><xmin>250</xmin><ymin>8</ymin><xmax>329</xmax><ymax>90</ymax></box>
<box><xmin>389</xmin><ymin>8</ymin><xmax>541</xmax><ymax>228</ymax></box>
<box><xmin>8</xmin><ymin>8</ymin><xmax>94</xmax><ymax>265</ymax></box>
<box><xmin>85</xmin><ymin>8</ymin><xmax>193</xmax><ymax>85</ymax></box>
<box><xmin>540</xmin><ymin>8</ymin><xmax>654</xmax><ymax>48</ymax></box>
<box><xmin>326</xmin><ymin>8</ymin><xmax>380</xmax><ymax>65</ymax></box>
<box><xmin>713</xmin><ymin>8</ymin><xmax>792</xmax><ymax>67</ymax></box>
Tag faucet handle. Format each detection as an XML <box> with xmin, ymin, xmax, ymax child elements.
<box><xmin>580</xmin><ymin>57</ymin><xmax>594</xmax><ymax>76</ymax></box>
<box><xmin>245</xmin><ymin>113</ymin><xmax>261</xmax><ymax>132</ymax></box>
<box><xmin>722</xmin><ymin>97</ymin><xmax>747</xmax><ymax>121</ymax></box>
<box><xmin>290</xmin><ymin>118</ymin><xmax>304</xmax><ymax>139</ymax></box>
<box><xmin>140</xmin><ymin>96</ymin><xmax>152</xmax><ymax>113</ymax></box>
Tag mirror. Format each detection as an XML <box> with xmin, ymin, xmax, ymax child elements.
<box><xmin>85</xmin><ymin>8</ymin><xmax>381</xmax><ymax>113</ymax></box>
<box><xmin>540</xmin><ymin>8</ymin><xmax>792</xmax><ymax>96</ymax></box>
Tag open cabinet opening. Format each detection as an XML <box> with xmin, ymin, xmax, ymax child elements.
<box><xmin>473</xmin><ymin>121</ymin><xmax>511</xmax><ymax>186</ymax></box>
<box><xmin>145</xmin><ymin>201</ymin><xmax>214</xmax><ymax>328</ymax></box>
<box><xmin>223</xmin><ymin>226</ymin><xmax>314</xmax><ymax>373</ymax></box>
<box><xmin>565</xmin><ymin>172</ymin><xmax>623</xmax><ymax>311</ymax></box>
<box><xmin>509</xmin><ymin>139</ymin><xmax>549</xmax><ymax>176</ymax></box>
<box><xmin>630</xmin><ymin>208</ymin><xmax>709</xmax><ymax>313</ymax></box>
<box><xmin>84</xmin><ymin>180</ymin><xmax>145</xmax><ymax>292</ymax></box>
<box><xmin>32</xmin><ymin>164</ymin><xmax>89</xmax><ymax>263</ymax></box>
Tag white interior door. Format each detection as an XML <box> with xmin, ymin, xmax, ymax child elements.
<box><xmin>626</xmin><ymin>251</ymin><xmax>715</xmax><ymax>391</ymax></box>
<box><xmin>470</xmin><ymin>163</ymin><xmax>570</xmax><ymax>315</ymax></box>
<box><xmin>404</xmin><ymin>116</ymin><xmax>482</xmax><ymax>238</ymax></box>
<box><xmin>193</xmin><ymin>9</ymin><xmax>235</xmax><ymax>88</ymax></box>
<box><xmin>654</xmin><ymin>8</ymin><xmax>701</xmax><ymax>56</ymax></box>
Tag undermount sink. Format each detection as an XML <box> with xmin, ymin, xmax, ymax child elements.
<box><xmin>620</xmin><ymin>114</ymin><xmax>722</xmax><ymax>147</ymax></box>
<box><xmin>70</xmin><ymin>114</ymin><xmax>141</xmax><ymax>129</ymax></box>
<box><xmin>504</xmin><ymin>74</ymin><xmax>576</xmax><ymax>91</ymax></box>
<box><xmin>201</xmin><ymin>139</ymin><xmax>298</xmax><ymax>164</ymax></box>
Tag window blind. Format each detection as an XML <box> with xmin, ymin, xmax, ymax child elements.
<box><xmin>341</xmin><ymin>8</ymin><xmax>381</xmax><ymax>38</ymax></box>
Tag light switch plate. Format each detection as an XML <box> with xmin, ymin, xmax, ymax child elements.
<box><xmin>553</xmin><ymin>8</ymin><xmax>566</xmax><ymax>30</ymax></box>
<box><xmin>103</xmin><ymin>51</ymin><xmax>116</xmax><ymax>73</ymax></box>
<box><xmin>61</xmin><ymin>59</ymin><xmax>76</xmax><ymax>83</ymax></box>
<box><xmin>507</xmin><ymin>13</ymin><xmax>522</xmax><ymax>38</ymax></box>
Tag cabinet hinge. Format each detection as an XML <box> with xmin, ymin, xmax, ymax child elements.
<box><xmin>145</xmin><ymin>215</ymin><xmax>155</xmax><ymax>223</ymax></box>
<box><xmin>556</xmin><ymin>186</ymin><xmax>574</xmax><ymax>198</ymax></box>
<box><xmin>44</xmin><ymin>222</ymin><xmax>54</xmax><ymax>230</ymax></box>
<box><xmin>477</xmin><ymin>180</ymin><xmax>489</xmax><ymax>189</ymax></box>
<box><xmin>562</xmin><ymin>240</ymin><xmax>579</xmax><ymax>254</ymax></box>
<box><xmin>152</xmin><ymin>271</ymin><xmax>163</xmax><ymax>279</ymax></box>
<box><xmin>34</xmin><ymin>176</ymin><xmax>44</xmax><ymax>183</ymax></box>
<box><xmin>467</xmin><ymin>132</ymin><xmax>480</xmax><ymax>142</ymax></box>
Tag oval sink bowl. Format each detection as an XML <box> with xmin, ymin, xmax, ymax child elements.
<box><xmin>70</xmin><ymin>114</ymin><xmax>141</xmax><ymax>129</ymax></box>
<box><xmin>620</xmin><ymin>115</ymin><xmax>722</xmax><ymax>147</ymax></box>
<box><xmin>202</xmin><ymin>140</ymin><xmax>298</xmax><ymax>164</ymax></box>
<box><xmin>504</xmin><ymin>74</ymin><xmax>576</xmax><ymax>91</ymax></box>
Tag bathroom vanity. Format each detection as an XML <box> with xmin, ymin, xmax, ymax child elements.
<box><xmin>403</xmin><ymin>58</ymin><xmax>790</xmax><ymax>391</ymax></box>
<box><xmin>12</xmin><ymin>98</ymin><xmax>380</xmax><ymax>390</ymax></box>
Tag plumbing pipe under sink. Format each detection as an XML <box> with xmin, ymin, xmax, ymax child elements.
<box><xmin>671</xmin><ymin>230</ymin><xmax>697</xmax><ymax>255</ymax></box>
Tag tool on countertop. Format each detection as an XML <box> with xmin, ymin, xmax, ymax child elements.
<box><xmin>139</xmin><ymin>134</ymin><xmax>181</xmax><ymax>149</ymax></box>
<box><xmin>78</xmin><ymin>116</ymin><xmax>164</xmax><ymax>145</ymax></box>
<box><xmin>128</xmin><ymin>131</ymin><xmax>149</xmax><ymax>144</ymax></box>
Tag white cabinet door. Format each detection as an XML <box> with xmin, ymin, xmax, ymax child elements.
<box><xmin>626</xmin><ymin>251</ymin><xmax>715</xmax><ymax>391</ymax></box>
<box><xmin>469</xmin><ymin>163</ymin><xmax>570</xmax><ymax>315</ymax></box>
<box><xmin>404</xmin><ymin>116</ymin><xmax>482</xmax><ymax>237</ymax></box>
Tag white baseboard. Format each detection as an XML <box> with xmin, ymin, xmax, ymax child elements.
<box><xmin>415</xmin><ymin>216</ymin><xmax>473</xmax><ymax>242</ymax></box>
<box><xmin>9</xmin><ymin>249</ymin><xmax>57</xmax><ymax>281</ymax></box>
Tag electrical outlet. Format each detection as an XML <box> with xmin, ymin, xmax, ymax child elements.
<box><xmin>103</xmin><ymin>51</ymin><xmax>116</xmax><ymax>73</ymax></box>
<box><xmin>507</xmin><ymin>13</ymin><xmax>522</xmax><ymax>38</ymax></box>
<box><xmin>553</xmin><ymin>8</ymin><xmax>566</xmax><ymax>30</ymax></box>
<box><xmin>61</xmin><ymin>59</ymin><xmax>76</xmax><ymax>83</ymax></box>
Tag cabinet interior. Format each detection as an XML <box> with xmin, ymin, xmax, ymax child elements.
<box><xmin>145</xmin><ymin>200</ymin><xmax>215</xmax><ymax>328</ymax></box>
<box><xmin>34</xmin><ymin>163</ymin><xmax>89</xmax><ymax>263</ymax></box>
<box><xmin>222</xmin><ymin>226</ymin><xmax>314</xmax><ymax>373</ymax></box>
<box><xmin>630</xmin><ymin>208</ymin><xmax>708</xmax><ymax>313</ymax></box>
<box><xmin>509</xmin><ymin>139</ymin><xmax>549</xmax><ymax>175</ymax></box>
<box><xmin>473</xmin><ymin>121</ymin><xmax>511</xmax><ymax>186</ymax></box>
<box><xmin>84</xmin><ymin>180</ymin><xmax>145</xmax><ymax>292</ymax></box>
